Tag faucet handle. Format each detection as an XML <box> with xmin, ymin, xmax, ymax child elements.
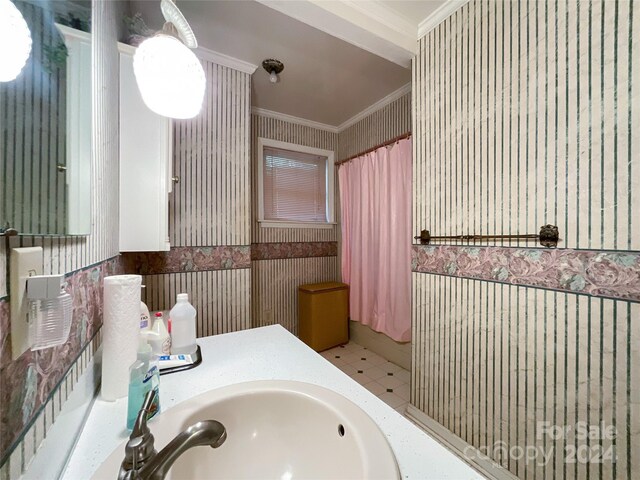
<box><xmin>132</xmin><ymin>389</ymin><xmax>157</xmax><ymax>438</ymax></box>
<box><xmin>119</xmin><ymin>390</ymin><xmax>158</xmax><ymax>479</ymax></box>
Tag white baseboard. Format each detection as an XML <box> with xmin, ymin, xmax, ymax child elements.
<box><xmin>348</xmin><ymin>320</ymin><xmax>411</xmax><ymax>370</ymax></box>
<box><xmin>406</xmin><ymin>405</ymin><xmax>519</xmax><ymax>480</ymax></box>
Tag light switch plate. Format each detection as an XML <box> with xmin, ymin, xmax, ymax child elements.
<box><xmin>10</xmin><ymin>247</ymin><xmax>43</xmax><ymax>359</ymax></box>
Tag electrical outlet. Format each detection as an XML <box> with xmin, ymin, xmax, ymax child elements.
<box><xmin>10</xmin><ymin>247</ymin><xmax>43</xmax><ymax>359</ymax></box>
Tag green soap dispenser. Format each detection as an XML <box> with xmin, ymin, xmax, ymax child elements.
<box><xmin>127</xmin><ymin>337</ymin><xmax>160</xmax><ymax>430</ymax></box>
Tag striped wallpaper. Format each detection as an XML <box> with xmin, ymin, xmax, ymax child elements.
<box><xmin>412</xmin><ymin>274</ymin><xmax>639</xmax><ymax>480</ymax></box>
<box><xmin>142</xmin><ymin>60</ymin><xmax>252</xmax><ymax>335</ymax></box>
<box><xmin>413</xmin><ymin>0</ymin><xmax>639</xmax><ymax>251</ymax></box>
<box><xmin>0</xmin><ymin>1</ymin><xmax>67</xmax><ymax>235</ymax></box>
<box><xmin>250</xmin><ymin>113</ymin><xmax>340</xmax><ymax>332</ymax></box>
<box><xmin>249</xmin><ymin>90</ymin><xmax>412</xmax><ymax>334</ymax></box>
<box><xmin>0</xmin><ymin>243</ymin><xmax>5</xmax><ymax>298</ymax></box>
<box><xmin>251</xmin><ymin>114</ymin><xmax>338</xmax><ymax>243</ymax></box>
<box><xmin>337</xmin><ymin>91</ymin><xmax>411</xmax><ymax>161</ymax></box>
<box><xmin>251</xmin><ymin>257</ymin><xmax>338</xmax><ymax>333</ymax></box>
<box><xmin>143</xmin><ymin>270</ymin><xmax>251</xmax><ymax>337</ymax></box>
<box><xmin>411</xmin><ymin>1</ymin><xmax>639</xmax><ymax>479</ymax></box>
<box><xmin>171</xmin><ymin>62</ymin><xmax>250</xmax><ymax>248</ymax></box>
<box><xmin>0</xmin><ymin>0</ymin><xmax>120</xmax><ymax>475</ymax></box>
<box><xmin>250</xmin><ymin>91</ymin><xmax>413</xmax><ymax>332</ymax></box>
<box><xmin>0</xmin><ymin>0</ymin><xmax>120</xmax><ymax>300</ymax></box>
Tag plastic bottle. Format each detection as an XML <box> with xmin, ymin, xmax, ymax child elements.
<box><xmin>140</xmin><ymin>300</ymin><xmax>151</xmax><ymax>332</ymax></box>
<box><xmin>148</xmin><ymin>312</ymin><xmax>171</xmax><ymax>355</ymax></box>
<box><xmin>169</xmin><ymin>293</ymin><xmax>197</xmax><ymax>355</ymax></box>
<box><xmin>137</xmin><ymin>335</ymin><xmax>152</xmax><ymax>363</ymax></box>
<box><xmin>126</xmin><ymin>359</ymin><xmax>149</xmax><ymax>430</ymax></box>
<box><xmin>127</xmin><ymin>337</ymin><xmax>160</xmax><ymax>430</ymax></box>
<box><xmin>137</xmin><ymin>336</ymin><xmax>160</xmax><ymax>390</ymax></box>
<box><xmin>137</xmin><ymin>337</ymin><xmax>161</xmax><ymax>414</ymax></box>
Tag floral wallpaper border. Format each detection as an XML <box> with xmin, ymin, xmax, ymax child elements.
<box><xmin>121</xmin><ymin>246</ymin><xmax>251</xmax><ymax>275</ymax></box>
<box><xmin>122</xmin><ymin>243</ymin><xmax>338</xmax><ymax>275</ymax></box>
<box><xmin>251</xmin><ymin>242</ymin><xmax>338</xmax><ymax>261</ymax></box>
<box><xmin>412</xmin><ymin>245</ymin><xmax>640</xmax><ymax>302</ymax></box>
<box><xmin>0</xmin><ymin>255</ymin><xmax>124</xmax><ymax>462</ymax></box>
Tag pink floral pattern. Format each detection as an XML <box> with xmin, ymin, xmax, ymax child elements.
<box><xmin>122</xmin><ymin>246</ymin><xmax>251</xmax><ymax>275</ymax></box>
<box><xmin>122</xmin><ymin>244</ymin><xmax>337</xmax><ymax>274</ymax></box>
<box><xmin>0</xmin><ymin>256</ymin><xmax>124</xmax><ymax>462</ymax></box>
<box><xmin>251</xmin><ymin>242</ymin><xmax>338</xmax><ymax>261</ymax></box>
<box><xmin>412</xmin><ymin>245</ymin><xmax>640</xmax><ymax>302</ymax></box>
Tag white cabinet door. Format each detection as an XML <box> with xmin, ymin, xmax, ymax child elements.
<box><xmin>57</xmin><ymin>24</ymin><xmax>92</xmax><ymax>235</ymax></box>
<box><xmin>119</xmin><ymin>44</ymin><xmax>172</xmax><ymax>252</ymax></box>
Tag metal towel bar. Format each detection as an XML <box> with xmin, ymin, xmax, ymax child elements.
<box><xmin>414</xmin><ymin>225</ymin><xmax>560</xmax><ymax>248</ymax></box>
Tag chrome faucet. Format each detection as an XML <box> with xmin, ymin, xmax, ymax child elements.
<box><xmin>118</xmin><ymin>390</ymin><xmax>227</xmax><ymax>480</ymax></box>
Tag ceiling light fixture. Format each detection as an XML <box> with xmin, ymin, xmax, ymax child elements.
<box><xmin>0</xmin><ymin>0</ymin><xmax>32</xmax><ymax>82</ymax></box>
<box><xmin>262</xmin><ymin>59</ymin><xmax>284</xmax><ymax>84</ymax></box>
<box><xmin>133</xmin><ymin>0</ymin><xmax>205</xmax><ymax>119</ymax></box>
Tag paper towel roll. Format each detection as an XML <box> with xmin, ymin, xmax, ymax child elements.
<box><xmin>101</xmin><ymin>274</ymin><xmax>142</xmax><ymax>401</ymax></box>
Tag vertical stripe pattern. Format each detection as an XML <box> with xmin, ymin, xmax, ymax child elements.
<box><xmin>171</xmin><ymin>63</ymin><xmax>250</xmax><ymax>247</ymax></box>
<box><xmin>0</xmin><ymin>1</ymin><xmax>67</xmax><ymax>235</ymax></box>
<box><xmin>4</xmin><ymin>0</ymin><xmax>119</xmax><ymax>279</ymax></box>
<box><xmin>251</xmin><ymin>113</ymin><xmax>340</xmax><ymax>331</ymax></box>
<box><xmin>144</xmin><ymin>61</ymin><xmax>252</xmax><ymax>333</ymax></box>
<box><xmin>251</xmin><ymin>257</ymin><xmax>338</xmax><ymax>333</ymax></box>
<box><xmin>411</xmin><ymin>274</ymin><xmax>639</xmax><ymax>480</ymax></box>
<box><xmin>337</xmin><ymin>92</ymin><xmax>411</xmax><ymax>161</ymax></box>
<box><xmin>412</xmin><ymin>1</ymin><xmax>639</xmax><ymax>480</ymax></box>
<box><xmin>250</xmin><ymin>93</ymin><xmax>410</xmax><ymax>334</ymax></box>
<box><xmin>413</xmin><ymin>0</ymin><xmax>639</xmax><ymax>251</ymax></box>
<box><xmin>0</xmin><ymin>0</ymin><xmax>120</xmax><ymax>475</ymax></box>
<box><xmin>251</xmin><ymin>114</ymin><xmax>338</xmax><ymax>243</ymax></box>
<box><xmin>143</xmin><ymin>269</ymin><xmax>251</xmax><ymax>337</ymax></box>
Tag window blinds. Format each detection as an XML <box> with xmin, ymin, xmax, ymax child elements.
<box><xmin>263</xmin><ymin>146</ymin><xmax>328</xmax><ymax>222</ymax></box>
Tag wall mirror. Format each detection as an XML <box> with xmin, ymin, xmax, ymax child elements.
<box><xmin>1</xmin><ymin>0</ymin><xmax>92</xmax><ymax>236</ymax></box>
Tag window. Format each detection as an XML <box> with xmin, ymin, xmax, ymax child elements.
<box><xmin>258</xmin><ymin>138</ymin><xmax>335</xmax><ymax>228</ymax></box>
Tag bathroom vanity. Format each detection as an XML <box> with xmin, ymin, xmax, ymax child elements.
<box><xmin>61</xmin><ymin>326</ymin><xmax>482</xmax><ymax>479</ymax></box>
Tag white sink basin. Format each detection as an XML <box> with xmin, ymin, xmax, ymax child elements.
<box><xmin>93</xmin><ymin>380</ymin><xmax>400</xmax><ymax>479</ymax></box>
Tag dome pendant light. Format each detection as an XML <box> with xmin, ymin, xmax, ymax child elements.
<box><xmin>0</xmin><ymin>0</ymin><xmax>32</xmax><ymax>82</ymax></box>
<box><xmin>262</xmin><ymin>59</ymin><xmax>284</xmax><ymax>84</ymax></box>
<box><xmin>133</xmin><ymin>0</ymin><xmax>205</xmax><ymax>119</ymax></box>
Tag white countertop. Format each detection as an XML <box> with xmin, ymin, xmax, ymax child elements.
<box><xmin>62</xmin><ymin>325</ymin><xmax>483</xmax><ymax>480</ymax></box>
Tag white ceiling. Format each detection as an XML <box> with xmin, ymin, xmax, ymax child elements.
<box><xmin>130</xmin><ymin>0</ymin><xmax>412</xmax><ymax>127</ymax></box>
<box><xmin>129</xmin><ymin>1</ymin><xmax>468</xmax><ymax>127</ymax></box>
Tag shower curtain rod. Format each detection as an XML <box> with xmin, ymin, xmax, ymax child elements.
<box><xmin>335</xmin><ymin>132</ymin><xmax>412</xmax><ymax>167</ymax></box>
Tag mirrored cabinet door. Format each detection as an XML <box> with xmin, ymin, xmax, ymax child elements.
<box><xmin>0</xmin><ymin>0</ymin><xmax>92</xmax><ymax>236</ymax></box>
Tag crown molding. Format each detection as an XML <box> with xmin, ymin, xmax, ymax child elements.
<box><xmin>252</xmin><ymin>82</ymin><xmax>411</xmax><ymax>134</ymax></box>
<box><xmin>340</xmin><ymin>0</ymin><xmax>417</xmax><ymax>38</ymax></box>
<box><xmin>114</xmin><ymin>42</ymin><xmax>258</xmax><ymax>75</ymax></box>
<box><xmin>256</xmin><ymin>0</ymin><xmax>413</xmax><ymax>68</ymax></box>
<box><xmin>417</xmin><ymin>0</ymin><xmax>470</xmax><ymax>39</ymax></box>
<box><xmin>337</xmin><ymin>83</ymin><xmax>411</xmax><ymax>132</ymax></box>
<box><xmin>251</xmin><ymin>107</ymin><xmax>340</xmax><ymax>134</ymax></box>
<box><xmin>196</xmin><ymin>47</ymin><xmax>258</xmax><ymax>75</ymax></box>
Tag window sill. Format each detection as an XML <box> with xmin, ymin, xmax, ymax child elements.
<box><xmin>259</xmin><ymin>220</ymin><xmax>337</xmax><ymax>230</ymax></box>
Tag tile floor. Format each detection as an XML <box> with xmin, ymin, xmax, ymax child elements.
<box><xmin>320</xmin><ymin>341</ymin><xmax>411</xmax><ymax>415</ymax></box>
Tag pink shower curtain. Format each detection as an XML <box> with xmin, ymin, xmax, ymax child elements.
<box><xmin>338</xmin><ymin>138</ymin><xmax>412</xmax><ymax>342</ymax></box>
